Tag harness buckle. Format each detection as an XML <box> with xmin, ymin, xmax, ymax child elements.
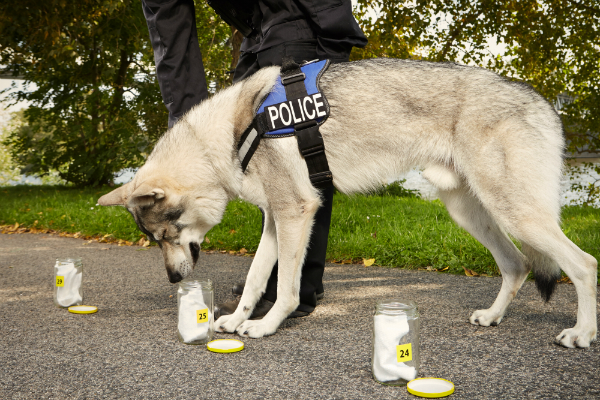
<box><xmin>309</xmin><ymin>171</ymin><xmax>333</xmax><ymax>186</ymax></box>
<box><xmin>281</xmin><ymin>72</ymin><xmax>306</xmax><ymax>85</ymax></box>
<box><xmin>294</xmin><ymin>120</ymin><xmax>333</xmax><ymax>187</ymax></box>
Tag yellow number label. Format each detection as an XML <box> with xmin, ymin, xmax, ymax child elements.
<box><xmin>396</xmin><ymin>343</ymin><xmax>413</xmax><ymax>362</ymax></box>
<box><xmin>196</xmin><ymin>308</ymin><xmax>209</xmax><ymax>323</ymax></box>
<box><xmin>56</xmin><ymin>276</ymin><xmax>65</xmax><ymax>287</ymax></box>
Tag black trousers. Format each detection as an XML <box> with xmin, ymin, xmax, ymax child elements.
<box><xmin>142</xmin><ymin>1</ymin><xmax>344</xmax><ymax>313</ymax></box>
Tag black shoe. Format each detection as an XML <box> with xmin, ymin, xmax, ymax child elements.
<box><xmin>214</xmin><ymin>297</ymin><xmax>310</xmax><ymax>320</ymax></box>
<box><xmin>232</xmin><ymin>283</ymin><xmax>324</xmax><ymax>301</ymax></box>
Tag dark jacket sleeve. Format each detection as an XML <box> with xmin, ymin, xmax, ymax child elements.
<box><xmin>241</xmin><ymin>0</ymin><xmax>367</xmax><ymax>58</ymax></box>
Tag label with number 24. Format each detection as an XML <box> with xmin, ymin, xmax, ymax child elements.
<box><xmin>396</xmin><ymin>343</ymin><xmax>413</xmax><ymax>362</ymax></box>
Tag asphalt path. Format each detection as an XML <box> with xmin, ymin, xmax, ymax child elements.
<box><xmin>1</xmin><ymin>233</ymin><xmax>599</xmax><ymax>399</ymax></box>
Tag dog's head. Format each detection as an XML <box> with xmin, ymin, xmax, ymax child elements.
<box><xmin>98</xmin><ymin>175</ymin><xmax>228</xmax><ymax>283</ymax></box>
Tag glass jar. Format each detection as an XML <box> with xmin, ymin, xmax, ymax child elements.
<box><xmin>54</xmin><ymin>258</ymin><xmax>83</xmax><ymax>308</ymax></box>
<box><xmin>372</xmin><ymin>299</ymin><xmax>420</xmax><ymax>386</ymax></box>
<box><xmin>177</xmin><ymin>279</ymin><xmax>214</xmax><ymax>345</ymax></box>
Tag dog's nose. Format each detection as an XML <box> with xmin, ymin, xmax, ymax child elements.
<box><xmin>167</xmin><ymin>270</ymin><xmax>183</xmax><ymax>283</ymax></box>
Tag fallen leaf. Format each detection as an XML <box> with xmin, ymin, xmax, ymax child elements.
<box><xmin>363</xmin><ymin>258</ymin><xmax>375</xmax><ymax>267</ymax></box>
<box><xmin>229</xmin><ymin>250</ymin><xmax>236</xmax><ymax>255</ymax></box>
<box><xmin>558</xmin><ymin>275</ymin><xmax>572</xmax><ymax>284</ymax></box>
<box><xmin>439</xmin><ymin>266</ymin><xmax>449</xmax><ymax>272</ymax></box>
<box><xmin>142</xmin><ymin>240</ymin><xmax>150</xmax><ymax>247</ymax></box>
<box><xmin>342</xmin><ymin>259</ymin><xmax>352</xmax><ymax>264</ymax></box>
<box><xmin>426</xmin><ymin>266</ymin><xmax>437</xmax><ymax>271</ymax></box>
<box><xmin>462</xmin><ymin>266</ymin><xmax>479</xmax><ymax>277</ymax></box>
<box><xmin>229</xmin><ymin>229</ymin><xmax>236</xmax><ymax>235</ymax></box>
<box><xmin>204</xmin><ymin>237</ymin><xmax>210</xmax><ymax>243</ymax></box>
<box><xmin>239</xmin><ymin>248</ymin><xmax>247</xmax><ymax>255</ymax></box>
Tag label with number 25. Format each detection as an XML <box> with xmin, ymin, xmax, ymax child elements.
<box><xmin>196</xmin><ymin>308</ymin><xmax>209</xmax><ymax>324</ymax></box>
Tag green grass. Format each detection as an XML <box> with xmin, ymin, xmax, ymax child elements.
<box><xmin>1</xmin><ymin>184</ymin><xmax>599</xmax><ymax>282</ymax></box>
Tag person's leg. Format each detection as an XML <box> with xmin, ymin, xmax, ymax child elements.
<box><xmin>142</xmin><ymin>0</ymin><xmax>208</xmax><ymax>128</ymax></box>
<box><xmin>232</xmin><ymin>50</ymin><xmax>261</xmax><ymax>84</ymax></box>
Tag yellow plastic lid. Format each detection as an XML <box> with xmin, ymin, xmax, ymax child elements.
<box><xmin>206</xmin><ymin>339</ymin><xmax>244</xmax><ymax>353</ymax></box>
<box><xmin>68</xmin><ymin>305</ymin><xmax>98</xmax><ymax>314</ymax></box>
<box><xmin>407</xmin><ymin>378</ymin><xmax>455</xmax><ymax>398</ymax></box>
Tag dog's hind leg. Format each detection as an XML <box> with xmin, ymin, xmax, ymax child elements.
<box><xmin>215</xmin><ymin>209</ymin><xmax>279</xmax><ymax>333</ymax></box>
<box><xmin>439</xmin><ymin>185</ymin><xmax>530</xmax><ymax>327</ymax></box>
<box><xmin>513</xmin><ymin>222</ymin><xmax>597</xmax><ymax>348</ymax></box>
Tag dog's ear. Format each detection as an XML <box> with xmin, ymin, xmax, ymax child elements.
<box><xmin>98</xmin><ymin>182</ymin><xmax>132</xmax><ymax>206</ymax></box>
<box><xmin>126</xmin><ymin>182</ymin><xmax>165</xmax><ymax>208</ymax></box>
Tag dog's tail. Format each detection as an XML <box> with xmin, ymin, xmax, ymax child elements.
<box><xmin>522</xmin><ymin>242</ymin><xmax>562</xmax><ymax>302</ymax></box>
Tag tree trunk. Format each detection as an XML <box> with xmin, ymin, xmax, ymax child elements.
<box><xmin>109</xmin><ymin>48</ymin><xmax>131</xmax><ymax>121</ymax></box>
<box><xmin>229</xmin><ymin>26</ymin><xmax>244</xmax><ymax>84</ymax></box>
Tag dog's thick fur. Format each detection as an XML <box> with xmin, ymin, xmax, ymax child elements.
<box><xmin>99</xmin><ymin>59</ymin><xmax>597</xmax><ymax>348</ymax></box>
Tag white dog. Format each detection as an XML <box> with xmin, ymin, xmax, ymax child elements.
<box><xmin>99</xmin><ymin>58</ymin><xmax>597</xmax><ymax>348</ymax></box>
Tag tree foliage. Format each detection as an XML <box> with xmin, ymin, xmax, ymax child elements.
<box><xmin>0</xmin><ymin>1</ymin><xmax>237</xmax><ymax>186</ymax></box>
<box><xmin>354</xmin><ymin>1</ymin><xmax>599</xmax><ymax>150</ymax></box>
<box><xmin>353</xmin><ymin>0</ymin><xmax>600</xmax><ymax>202</ymax></box>
<box><xmin>0</xmin><ymin>0</ymin><xmax>169</xmax><ymax>186</ymax></box>
<box><xmin>194</xmin><ymin>1</ymin><xmax>236</xmax><ymax>90</ymax></box>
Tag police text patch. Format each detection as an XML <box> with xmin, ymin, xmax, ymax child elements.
<box><xmin>265</xmin><ymin>93</ymin><xmax>328</xmax><ymax>131</ymax></box>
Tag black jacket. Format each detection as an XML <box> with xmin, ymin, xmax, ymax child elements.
<box><xmin>241</xmin><ymin>0</ymin><xmax>367</xmax><ymax>58</ymax></box>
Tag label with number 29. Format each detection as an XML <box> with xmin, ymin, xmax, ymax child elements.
<box><xmin>56</xmin><ymin>276</ymin><xmax>65</xmax><ymax>287</ymax></box>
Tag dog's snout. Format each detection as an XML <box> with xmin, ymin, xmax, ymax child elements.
<box><xmin>189</xmin><ymin>242</ymin><xmax>200</xmax><ymax>265</ymax></box>
<box><xmin>167</xmin><ymin>270</ymin><xmax>183</xmax><ymax>283</ymax></box>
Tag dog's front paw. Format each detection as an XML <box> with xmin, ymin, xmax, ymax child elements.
<box><xmin>235</xmin><ymin>319</ymin><xmax>278</xmax><ymax>338</ymax></box>
<box><xmin>555</xmin><ymin>327</ymin><xmax>597</xmax><ymax>348</ymax></box>
<box><xmin>469</xmin><ymin>309</ymin><xmax>504</xmax><ymax>327</ymax></box>
<box><xmin>215</xmin><ymin>314</ymin><xmax>245</xmax><ymax>333</ymax></box>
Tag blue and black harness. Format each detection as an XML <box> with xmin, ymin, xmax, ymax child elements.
<box><xmin>237</xmin><ymin>58</ymin><xmax>333</xmax><ymax>188</ymax></box>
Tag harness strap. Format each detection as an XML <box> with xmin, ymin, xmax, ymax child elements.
<box><xmin>237</xmin><ymin>122</ymin><xmax>260</xmax><ymax>172</ymax></box>
<box><xmin>294</xmin><ymin>120</ymin><xmax>333</xmax><ymax>186</ymax></box>
<box><xmin>281</xmin><ymin>62</ymin><xmax>308</xmax><ymax>100</ymax></box>
<box><xmin>281</xmin><ymin>58</ymin><xmax>333</xmax><ymax>188</ymax></box>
